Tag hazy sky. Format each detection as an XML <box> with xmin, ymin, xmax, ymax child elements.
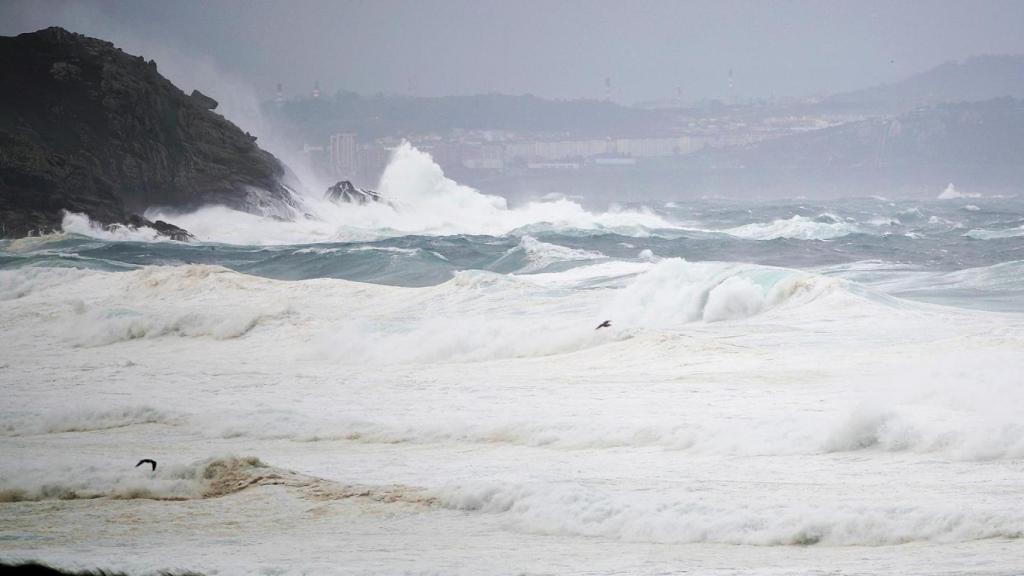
<box><xmin>3</xmin><ymin>0</ymin><xmax>1024</xmax><ymax>104</ymax></box>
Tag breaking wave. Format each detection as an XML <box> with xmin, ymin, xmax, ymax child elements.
<box><xmin>435</xmin><ymin>481</ymin><xmax>1024</xmax><ymax>546</ymax></box>
<box><xmin>602</xmin><ymin>258</ymin><xmax>842</xmax><ymax>326</ymax></box>
<box><xmin>937</xmin><ymin>183</ymin><xmax>981</xmax><ymax>200</ymax></box>
<box><xmin>1</xmin><ymin>406</ymin><xmax>174</xmax><ymax>436</ymax></box>
<box><xmin>966</xmin><ymin>224</ymin><xmax>1024</xmax><ymax>239</ymax></box>
<box><xmin>139</xmin><ymin>142</ymin><xmax>672</xmax><ymax>244</ymax></box>
<box><xmin>0</xmin><ymin>258</ymin><xmax>869</xmax><ymax>360</ymax></box>
<box><xmin>491</xmin><ymin>235</ymin><xmax>605</xmax><ymax>274</ymax></box>
<box><xmin>70</xmin><ymin>305</ymin><xmax>284</xmax><ymax>347</ymax></box>
<box><xmin>59</xmin><ymin>212</ymin><xmax>167</xmax><ymax>243</ymax></box>
<box><xmin>199</xmin><ymin>378</ymin><xmax>1024</xmax><ymax>461</ymax></box>
<box><xmin>721</xmin><ymin>214</ymin><xmax>862</xmax><ymax>240</ymax></box>
<box><xmin>0</xmin><ymin>456</ymin><xmax>267</xmax><ymax>502</ymax></box>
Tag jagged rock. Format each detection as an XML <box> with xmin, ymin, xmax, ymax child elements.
<box><xmin>150</xmin><ymin>220</ymin><xmax>193</xmax><ymax>241</ymax></box>
<box><xmin>0</xmin><ymin>27</ymin><xmax>298</xmax><ymax>238</ymax></box>
<box><xmin>325</xmin><ymin>180</ymin><xmax>384</xmax><ymax>205</ymax></box>
<box><xmin>122</xmin><ymin>214</ymin><xmax>194</xmax><ymax>241</ymax></box>
<box><xmin>189</xmin><ymin>89</ymin><xmax>218</xmax><ymax>110</ymax></box>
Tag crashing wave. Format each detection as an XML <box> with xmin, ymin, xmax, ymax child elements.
<box><xmin>937</xmin><ymin>183</ymin><xmax>981</xmax><ymax>200</ymax></box>
<box><xmin>602</xmin><ymin>258</ymin><xmax>843</xmax><ymax>326</ymax></box>
<box><xmin>130</xmin><ymin>143</ymin><xmax>673</xmax><ymax>244</ymax></box>
<box><xmin>0</xmin><ymin>456</ymin><xmax>267</xmax><ymax>502</ymax></box>
<box><xmin>722</xmin><ymin>215</ymin><xmax>861</xmax><ymax>240</ymax></box>
<box><xmin>491</xmin><ymin>235</ymin><xmax>605</xmax><ymax>274</ymax></box>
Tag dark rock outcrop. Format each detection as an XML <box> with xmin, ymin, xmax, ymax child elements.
<box><xmin>0</xmin><ymin>27</ymin><xmax>298</xmax><ymax>238</ymax></box>
<box><xmin>189</xmin><ymin>89</ymin><xmax>218</xmax><ymax>110</ymax></box>
<box><xmin>325</xmin><ymin>180</ymin><xmax>384</xmax><ymax>205</ymax></box>
<box><xmin>123</xmin><ymin>214</ymin><xmax>194</xmax><ymax>241</ymax></box>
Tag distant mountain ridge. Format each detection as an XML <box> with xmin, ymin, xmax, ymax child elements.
<box><xmin>680</xmin><ymin>97</ymin><xmax>1024</xmax><ymax>197</ymax></box>
<box><xmin>0</xmin><ymin>27</ymin><xmax>298</xmax><ymax>238</ymax></box>
<box><xmin>830</xmin><ymin>55</ymin><xmax>1024</xmax><ymax>110</ymax></box>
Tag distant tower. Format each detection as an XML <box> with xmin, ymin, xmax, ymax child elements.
<box><xmin>727</xmin><ymin>68</ymin><xmax>734</xmax><ymax>103</ymax></box>
<box><xmin>312</xmin><ymin>80</ymin><xmax>320</xmax><ymax>99</ymax></box>
<box><xmin>604</xmin><ymin>76</ymin><xmax>612</xmax><ymax>101</ymax></box>
<box><xmin>275</xmin><ymin>83</ymin><xmax>284</xmax><ymax>105</ymax></box>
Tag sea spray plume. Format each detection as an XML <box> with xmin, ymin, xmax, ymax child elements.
<box><xmin>143</xmin><ymin>142</ymin><xmax>674</xmax><ymax>244</ymax></box>
<box><xmin>938</xmin><ymin>183</ymin><xmax>982</xmax><ymax>200</ymax></box>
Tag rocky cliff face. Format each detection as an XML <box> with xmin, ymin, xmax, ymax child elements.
<box><xmin>0</xmin><ymin>27</ymin><xmax>298</xmax><ymax>238</ymax></box>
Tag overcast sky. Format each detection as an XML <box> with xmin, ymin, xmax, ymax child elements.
<box><xmin>3</xmin><ymin>0</ymin><xmax>1024</xmax><ymax>104</ymax></box>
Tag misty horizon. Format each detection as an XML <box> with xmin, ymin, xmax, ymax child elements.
<box><xmin>3</xmin><ymin>0</ymin><xmax>1024</xmax><ymax>105</ymax></box>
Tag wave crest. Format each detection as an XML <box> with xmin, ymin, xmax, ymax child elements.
<box><xmin>722</xmin><ymin>214</ymin><xmax>861</xmax><ymax>240</ymax></box>
<box><xmin>435</xmin><ymin>482</ymin><xmax>1024</xmax><ymax>546</ymax></box>
<box><xmin>0</xmin><ymin>456</ymin><xmax>266</xmax><ymax>502</ymax></box>
<box><xmin>605</xmin><ymin>258</ymin><xmax>842</xmax><ymax>327</ymax></box>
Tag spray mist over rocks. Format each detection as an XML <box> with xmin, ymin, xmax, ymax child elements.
<box><xmin>140</xmin><ymin>142</ymin><xmax>673</xmax><ymax>244</ymax></box>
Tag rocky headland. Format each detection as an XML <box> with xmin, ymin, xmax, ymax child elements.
<box><xmin>0</xmin><ymin>27</ymin><xmax>299</xmax><ymax>239</ymax></box>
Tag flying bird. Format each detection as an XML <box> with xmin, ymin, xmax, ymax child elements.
<box><xmin>595</xmin><ymin>320</ymin><xmax>612</xmax><ymax>330</ymax></box>
<box><xmin>135</xmin><ymin>459</ymin><xmax>157</xmax><ymax>471</ymax></box>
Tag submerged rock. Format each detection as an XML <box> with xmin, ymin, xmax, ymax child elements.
<box><xmin>0</xmin><ymin>27</ymin><xmax>298</xmax><ymax>238</ymax></box>
<box><xmin>325</xmin><ymin>180</ymin><xmax>385</xmax><ymax>205</ymax></box>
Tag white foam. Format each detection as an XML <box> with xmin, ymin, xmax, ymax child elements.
<box><xmin>71</xmin><ymin>305</ymin><xmax>282</xmax><ymax>346</ymax></box>
<box><xmin>496</xmin><ymin>235</ymin><xmax>605</xmax><ymax>273</ymax></box>
<box><xmin>722</xmin><ymin>215</ymin><xmax>861</xmax><ymax>240</ymax></box>
<box><xmin>60</xmin><ymin>212</ymin><xmax>165</xmax><ymax>242</ymax></box>
<box><xmin>937</xmin><ymin>183</ymin><xmax>981</xmax><ymax>200</ymax></box>
<box><xmin>0</xmin><ymin>456</ymin><xmax>265</xmax><ymax>502</ymax></box>
<box><xmin>602</xmin><ymin>258</ymin><xmax>839</xmax><ymax>327</ymax></box>
<box><xmin>966</xmin><ymin>225</ymin><xmax>1024</xmax><ymax>240</ymax></box>
<box><xmin>0</xmin><ymin>267</ymin><xmax>95</xmax><ymax>301</ymax></box>
<box><xmin>140</xmin><ymin>143</ymin><xmax>673</xmax><ymax>245</ymax></box>
<box><xmin>2</xmin><ymin>406</ymin><xmax>173</xmax><ymax>436</ymax></box>
<box><xmin>435</xmin><ymin>481</ymin><xmax>1024</xmax><ymax>545</ymax></box>
<box><xmin>3</xmin><ymin>254</ymin><xmax>1024</xmax><ymax>571</ymax></box>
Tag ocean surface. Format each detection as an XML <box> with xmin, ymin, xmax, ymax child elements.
<box><xmin>2</xmin><ymin>145</ymin><xmax>1023</xmax><ymax>575</ymax></box>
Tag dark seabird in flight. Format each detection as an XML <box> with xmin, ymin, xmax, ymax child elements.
<box><xmin>595</xmin><ymin>320</ymin><xmax>612</xmax><ymax>330</ymax></box>
<box><xmin>135</xmin><ymin>459</ymin><xmax>157</xmax><ymax>471</ymax></box>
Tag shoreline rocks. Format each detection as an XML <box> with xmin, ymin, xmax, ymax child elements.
<box><xmin>0</xmin><ymin>27</ymin><xmax>298</xmax><ymax>239</ymax></box>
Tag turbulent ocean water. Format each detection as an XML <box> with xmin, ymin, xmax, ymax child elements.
<box><xmin>2</xmin><ymin>145</ymin><xmax>1024</xmax><ymax>575</ymax></box>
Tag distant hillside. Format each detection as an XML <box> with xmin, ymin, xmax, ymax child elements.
<box><xmin>265</xmin><ymin>93</ymin><xmax>670</xmax><ymax>142</ymax></box>
<box><xmin>683</xmin><ymin>98</ymin><xmax>1024</xmax><ymax>196</ymax></box>
<box><xmin>831</xmin><ymin>55</ymin><xmax>1024</xmax><ymax>110</ymax></box>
